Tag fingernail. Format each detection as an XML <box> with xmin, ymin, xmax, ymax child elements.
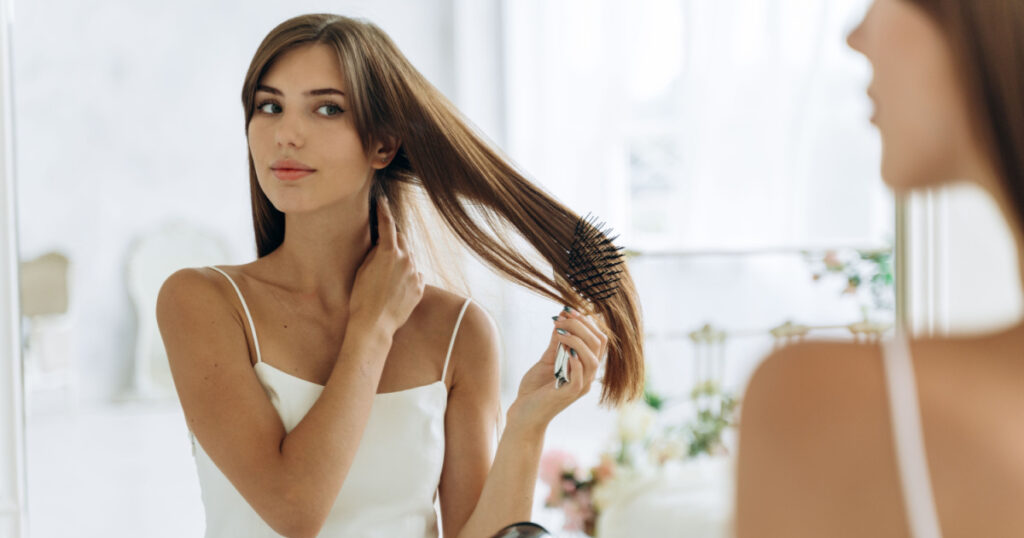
<box><xmin>570</xmin><ymin>348</ymin><xmax>578</xmax><ymax>357</ymax></box>
<box><xmin>551</xmin><ymin>316</ymin><xmax>561</xmax><ymax>322</ymax></box>
<box><xmin>563</xmin><ymin>306</ymin><xmax>572</xmax><ymax>313</ymax></box>
<box><xmin>556</xmin><ymin>329</ymin><xmax>567</xmax><ymax>335</ymax></box>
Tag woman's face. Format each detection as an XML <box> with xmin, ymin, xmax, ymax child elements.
<box><xmin>248</xmin><ymin>44</ymin><xmax>382</xmax><ymax>214</ymax></box>
<box><xmin>847</xmin><ymin>0</ymin><xmax>981</xmax><ymax>192</ymax></box>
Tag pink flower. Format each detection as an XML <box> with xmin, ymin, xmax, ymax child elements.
<box><xmin>562</xmin><ymin>498</ymin><xmax>587</xmax><ymax>531</ymax></box>
<box><xmin>592</xmin><ymin>453</ymin><xmax>617</xmax><ymax>482</ymax></box>
<box><xmin>561</xmin><ymin>490</ymin><xmax>596</xmax><ymax>533</ymax></box>
<box><xmin>540</xmin><ymin>449</ymin><xmax>577</xmax><ymax>487</ymax></box>
<box><xmin>824</xmin><ymin>251</ymin><xmax>843</xmax><ymax>270</ymax></box>
<box><xmin>560</xmin><ymin>477</ymin><xmax>578</xmax><ymax>494</ymax></box>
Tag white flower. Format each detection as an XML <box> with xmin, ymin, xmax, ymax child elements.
<box><xmin>617</xmin><ymin>402</ymin><xmax>656</xmax><ymax>444</ymax></box>
<box><xmin>648</xmin><ymin>436</ymin><xmax>688</xmax><ymax>464</ymax></box>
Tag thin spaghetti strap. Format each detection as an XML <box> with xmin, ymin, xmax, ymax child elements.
<box><xmin>441</xmin><ymin>298</ymin><xmax>473</xmax><ymax>384</ymax></box>
<box><xmin>207</xmin><ymin>266</ymin><xmax>263</xmax><ymax>364</ymax></box>
<box><xmin>881</xmin><ymin>330</ymin><xmax>942</xmax><ymax>538</ymax></box>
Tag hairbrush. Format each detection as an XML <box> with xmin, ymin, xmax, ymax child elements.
<box><xmin>554</xmin><ymin>213</ymin><xmax>625</xmax><ymax>388</ymax></box>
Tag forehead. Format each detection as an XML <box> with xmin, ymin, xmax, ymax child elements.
<box><xmin>259</xmin><ymin>43</ymin><xmax>347</xmax><ymax>92</ymax></box>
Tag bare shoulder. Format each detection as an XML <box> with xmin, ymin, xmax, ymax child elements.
<box><xmin>156</xmin><ymin>266</ymin><xmax>239</xmax><ymax>332</ymax></box>
<box><xmin>737</xmin><ymin>330</ymin><xmax>1024</xmax><ymax>536</ymax></box>
<box><xmin>742</xmin><ymin>340</ymin><xmax>884</xmax><ymax>415</ymax></box>
<box><xmin>414</xmin><ymin>286</ymin><xmax>499</xmax><ymax>389</ymax></box>
<box><xmin>736</xmin><ymin>340</ymin><xmax>903</xmax><ymax>538</ymax></box>
<box><xmin>739</xmin><ymin>340</ymin><xmax>890</xmax><ymax>464</ymax></box>
<box><xmin>413</xmin><ymin>285</ymin><xmax>498</xmax><ymax>348</ymax></box>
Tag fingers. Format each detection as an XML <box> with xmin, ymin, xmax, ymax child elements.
<box><xmin>554</xmin><ymin>310</ymin><xmax>606</xmax><ymax>359</ymax></box>
<box><xmin>568</xmin><ymin>308</ymin><xmax>609</xmax><ymax>360</ymax></box>
<box><xmin>376</xmin><ymin>197</ymin><xmax>416</xmax><ymax>276</ymax></box>
<box><xmin>564</xmin><ymin>308</ymin><xmax>606</xmax><ymax>347</ymax></box>
<box><xmin>564</xmin><ymin>349</ymin><xmax>594</xmax><ymax>396</ymax></box>
<box><xmin>396</xmin><ymin>222</ymin><xmax>410</xmax><ymax>254</ymax></box>
<box><xmin>553</xmin><ymin>330</ymin><xmax>599</xmax><ymax>387</ymax></box>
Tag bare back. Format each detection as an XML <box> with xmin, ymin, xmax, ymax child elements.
<box><xmin>736</xmin><ymin>324</ymin><xmax>1024</xmax><ymax>538</ymax></box>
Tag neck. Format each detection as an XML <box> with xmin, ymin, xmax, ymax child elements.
<box><xmin>268</xmin><ymin>187</ymin><xmax>373</xmax><ymax>307</ymax></box>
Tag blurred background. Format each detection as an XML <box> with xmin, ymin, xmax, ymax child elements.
<box><xmin>10</xmin><ymin>0</ymin><xmax>1022</xmax><ymax>536</ymax></box>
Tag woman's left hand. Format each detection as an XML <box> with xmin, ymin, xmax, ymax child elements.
<box><xmin>506</xmin><ymin>307</ymin><xmax>608</xmax><ymax>435</ymax></box>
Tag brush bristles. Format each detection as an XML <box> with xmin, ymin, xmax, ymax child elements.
<box><xmin>566</xmin><ymin>213</ymin><xmax>625</xmax><ymax>303</ymax></box>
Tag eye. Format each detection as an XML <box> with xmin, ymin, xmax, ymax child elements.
<box><xmin>256</xmin><ymin>101</ymin><xmax>281</xmax><ymax>115</ymax></box>
<box><xmin>316</xmin><ymin>103</ymin><xmax>344</xmax><ymax>117</ymax></box>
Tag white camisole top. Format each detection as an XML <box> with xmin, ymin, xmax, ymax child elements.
<box><xmin>189</xmin><ymin>266</ymin><xmax>472</xmax><ymax>537</ymax></box>
<box><xmin>881</xmin><ymin>331</ymin><xmax>943</xmax><ymax>538</ymax></box>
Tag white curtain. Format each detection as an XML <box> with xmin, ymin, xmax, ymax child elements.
<box><xmin>504</xmin><ymin>0</ymin><xmax>886</xmax><ymax>251</ymax></box>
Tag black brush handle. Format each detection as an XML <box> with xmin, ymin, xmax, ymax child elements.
<box><xmin>489</xmin><ymin>522</ymin><xmax>553</xmax><ymax>538</ymax></box>
<box><xmin>369</xmin><ymin>182</ymin><xmax>383</xmax><ymax>247</ymax></box>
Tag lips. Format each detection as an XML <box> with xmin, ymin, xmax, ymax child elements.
<box><xmin>272</xmin><ymin>168</ymin><xmax>313</xmax><ymax>181</ymax></box>
<box><xmin>866</xmin><ymin>88</ymin><xmax>878</xmax><ymax>123</ymax></box>
<box><xmin>270</xmin><ymin>158</ymin><xmax>315</xmax><ymax>181</ymax></box>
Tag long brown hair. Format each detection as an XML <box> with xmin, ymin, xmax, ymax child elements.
<box><xmin>241</xmin><ymin>14</ymin><xmax>643</xmax><ymax>406</ymax></box>
<box><xmin>906</xmin><ymin>0</ymin><xmax>1024</xmax><ymax>230</ymax></box>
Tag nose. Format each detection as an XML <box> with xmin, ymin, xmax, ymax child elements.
<box><xmin>846</xmin><ymin>22</ymin><xmax>863</xmax><ymax>53</ymax></box>
<box><xmin>845</xmin><ymin>2</ymin><xmax>871</xmax><ymax>54</ymax></box>
<box><xmin>274</xmin><ymin>111</ymin><xmax>305</xmax><ymax>149</ymax></box>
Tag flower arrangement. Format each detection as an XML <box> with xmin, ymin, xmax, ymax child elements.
<box><xmin>539</xmin><ymin>382</ymin><xmax>738</xmax><ymax>536</ymax></box>
<box><xmin>804</xmin><ymin>247</ymin><xmax>894</xmax><ymax>315</ymax></box>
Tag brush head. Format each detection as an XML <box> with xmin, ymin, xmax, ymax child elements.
<box><xmin>565</xmin><ymin>213</ymin><xmax>625</xmax><ymax>303</ymax></box>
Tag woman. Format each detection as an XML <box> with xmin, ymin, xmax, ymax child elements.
<box><xmin>737</xmin><ymin>0</ymin><xmax>1024</xmax><ymax>536</ymax></box>
<box><xmin>156</xmin><ymin>13</ymin><xmax>644</xmax><ymax>538</ymax></box>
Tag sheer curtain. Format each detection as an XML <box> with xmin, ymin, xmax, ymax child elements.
<box><xmin>504</xmin><ymin>0</ymin><xmax>885</xmax><ymax>251</ymax></box>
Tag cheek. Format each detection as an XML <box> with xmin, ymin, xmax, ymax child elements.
<box><xmin>875</xmin><ymin>13</ymin><xmax>968</xmax><ymax>190</ymax></box>
<box><xmin>878</xmin><ymin>78</ymin><xmax>958</xmax><ymax>190</ymax></box>
<box><xmin>245</xmin><ymin>124</ymin><xmax>277</xmax><ymax>198</ymax></box>
<box><xmin>247</xmin><ymin>122</ymin><xmax>270</xmax><ymax>161</ymax></box>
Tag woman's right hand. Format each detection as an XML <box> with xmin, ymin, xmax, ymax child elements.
<box><xmin>348</xmin><ymin>196</ymin><xmax>424</xmax><ymax>336</ymax></box>
<box><xmin>505</xmin><ymin>307</ymin><xmax>607</xmax><ymax>435</ymax></box>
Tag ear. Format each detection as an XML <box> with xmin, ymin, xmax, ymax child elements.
<box><xmin>370</xmin><ymin>135</ymin><xmax>401</xmax><ymax>170</ymax></box>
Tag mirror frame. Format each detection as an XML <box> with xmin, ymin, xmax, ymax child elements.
<box><xmin>0</xmin><ymin>0</ymin><xmax>27</xmax><ymax>534</ymax></box>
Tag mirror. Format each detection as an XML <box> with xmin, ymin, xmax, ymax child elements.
<box><xmin>28</xmin><ymin>1</ymin><xmax>1017</xmax><ymax>537</ymax></box>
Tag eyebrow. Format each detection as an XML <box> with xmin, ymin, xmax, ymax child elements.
<box><xmin>256</xmin><ymin>84</ymin><xmax>345</xmax><ymax>97</ymax></box>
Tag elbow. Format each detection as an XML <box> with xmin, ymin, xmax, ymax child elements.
<box><xmin>268</xmin><ymin>509</ymin><xmax>327</xmax><ymax>538</ymax></box>
<box><xmin>274</xmin><ymin>521</ymin><xmax>324</xmax><ymax>538</ymax></box>
<box><xmin>266</xmin><ymin>485</ymin><xmax>330</xmax><ymax>538</ymax></box>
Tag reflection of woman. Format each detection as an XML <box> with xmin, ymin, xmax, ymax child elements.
<box><xmin>738</xmin><ymin>1</ymin><xmax>1024</xmax><ymax>536</ymax></box>
<box><xmin>156</xmin><ymin>14</ymin><xmax>643</xmax><ymax>538</ymax></box>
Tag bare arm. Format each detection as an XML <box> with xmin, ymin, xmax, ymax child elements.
<box><xmin>437</xmin><ymin>301</ymin><xmax>502</xmax><ymax>536</ymax></box>
<box><xmin>450</xmin><ymin>307</ymin><xmax>607</xmax><ymax>538</ymax></box>
<box><xmin>158</xmin><ymin>199</ymin><xmax>423</xmax><ymax>538</ymax></box>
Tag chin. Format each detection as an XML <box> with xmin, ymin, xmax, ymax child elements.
<box><xmin>270</xmin><ymin>188</ymin><xmax>367</xmax><ymax>215</ymax></box>
<box><xmin>262</xmin><ymin>190</ymin><xmax>318</xmax><ymax>214</ymax></box>
<box><xmin>880</xmin><ymin>156</ymin><xmax>956</xmax><ymax>193</ymax></box>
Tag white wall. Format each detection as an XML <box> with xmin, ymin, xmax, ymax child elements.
<box><xmin>14</xmin><ymin>0</ymin><xmax>457</xmax><ymax>404</ymax></box>
<box><xmin>907</xmin><ymin>182</ymin><xmax>1024</xmax><ymax>336</ymax></box>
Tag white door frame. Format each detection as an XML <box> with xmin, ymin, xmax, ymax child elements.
<box><xmin>0</xmin><ymin>0</ymin><xmax>26</xmax><ymax>535</ymax></box>
<box><xmin>903</xmin><ymin>189</ymin><xmax>951</xmax><ymax>337</ymax></box>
